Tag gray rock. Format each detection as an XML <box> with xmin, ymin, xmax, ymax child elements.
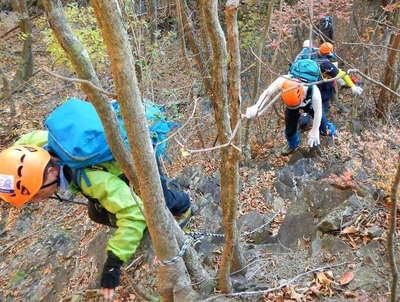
<box><xmin>238</xmin><ymin>211</ymin><xmax>265</xmax><ymax>233</ymax></box>
<box><xmin>272</xmin><ymin>196</ymin><xmax>285</xmax><ymax>212</ymax></box>
<box><xmin>356</xmin><ymin>241</ymin><xmax>385</xmax><ymax>266</ymax></box>
<box><xmin>301</xmin><ymin>180</ymin><xmax>354</xmax><ymax>218</ymax></box>
<box><xmin>260</xmin><ymin>189</ymin><xmax>274</xmax><ymax>206</ymax></box>
<box><xmin>197</xmin><ymin>175</ymin><xmax>220</xmax><ymax>204</ymax></box>
<box><xmin>174</xmin><ymin>166</ymin><xmax>203</xmax><ymax>188</ymax></box>
<box><xmin>348</xmin><ymin>266</ymin><xmax>385</xmax><ymax>291</ymax></box>
<box><xmin>277</xmin><ymin>200</ymin><xmax>315</xmax><ymax>248</ymax></box>
<box><xmin>319</xmin><ymin>235</ymin><xmax>351</xmax><ymax>255</ymax></box>
<box><xmin>250</xmin><ymin>230</ymin><xmax>277</xmax><ymax>245</ymax></box>
<box><xmin>365</xmin><ymin>226</ymin><xmax>384</xmax><ymax>238</ymax></box>
<box><xmin>274</xmin><ymin>180</ymin><xmax>297</xmax><ymax>201</ymax></box>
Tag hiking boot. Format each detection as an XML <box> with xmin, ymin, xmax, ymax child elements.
<box><xmin>175</xmin><ymin>207</ymin><xmax>192</xmax><ymax>229</ymax></box>
<box><xmin>280</xmin><ymin>145</ymin><xmax>298</xmax><ymax>156</ymax></box>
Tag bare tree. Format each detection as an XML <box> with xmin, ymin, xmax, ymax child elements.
<box><xmin>199</xmin><ymin>0</ymin><xmax>244</xmax><ymax>293</ymax></box>
<box><xmin>43</xmin><ymin>0</ymin><xmax>211</xmax><ymax>300</ymax></box>
<box><xmin>0</xmin><ymin>0</ymin><xmax>33</xmax><ymax>101</ymax></box>
<box><xmin>11</xmin><ymin>0</ymin><xmax>33</xmax><ymax>87</ymax></box>
<box><xmin>148</xmin><ymin>0</ymin><xmax>158</xmax><ymax>43</ymax></box>
<box><xmin>388</xmin><ymin>153</ymin><xmax>400</xmax><ymax>302</ymax></box>
<box><xmin>377</xmin><ymin>9</ymin><xmax>400</xmax><ymax>117</ymax></box>
<box><xmin>90</xmin><ymin>1</ymin><xmax>199</xmax><ymax>300</ymax></box>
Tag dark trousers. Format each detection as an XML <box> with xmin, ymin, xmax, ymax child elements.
<box><xmin>285</xmin><ymin>103</ymin><xmax>315</xmax><ymax>148</ymax></box>
<box><xmin>160</xmin><ymin>175</ymin><xmax>191</xmax><ymax>216</ymax></box>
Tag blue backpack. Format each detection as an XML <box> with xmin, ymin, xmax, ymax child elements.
<box><xmin>289</xmin><ymin>59</ymin><xmax>321</xmax><ymax>83</ymax></box>
<box><xmin>45</xmin><ymin>98</ymin><xmax>176</xmax><ymax>173</ymax></box>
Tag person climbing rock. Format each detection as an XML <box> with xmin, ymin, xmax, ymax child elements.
<box><xmin>0</xmin><ymin>98</ymin><xmax>192</xmax><ymax>300</ymax></box>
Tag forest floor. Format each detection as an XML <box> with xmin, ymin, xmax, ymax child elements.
<box><xmin>0</xmin><ymin>10</ymin><xmax>399</xmax><ymax>302</ymax></box>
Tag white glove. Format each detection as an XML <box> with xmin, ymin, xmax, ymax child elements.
<box><xmin>337</xmin><ymin>78</ymin><xmax>346</xmax><ymax>86</ymax></box>
<box><xmin>351</xmin><ymin>85</ymin><xmax>363</xmax><ymax>96</ymax></box>
<box><xmin>244</xmin><ymin>104</ymin><xmax>260</xmax><ymax>119</ymax></box>
<box><xmin>307</xmin><ymin>129</ymin><xmax>320</xmax><ymax>147</ymax></box>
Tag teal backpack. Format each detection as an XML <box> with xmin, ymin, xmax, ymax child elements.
<box><xmin>289</xmin><ymin>59</ymin><xmax>321</xmax><ymax>83</ymax></box>
<box><xmin>44</xmin><ymin>98</ymin><xmax>177</xmax><ymax>185</ymax></box>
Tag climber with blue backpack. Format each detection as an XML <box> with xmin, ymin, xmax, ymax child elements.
<box><xmin>0</xmin><ymin>98</ymin><xmax>192</xmax><ymax>299</ymax></box>
<box><xmin>244</xmin><ymin>59</ymin><xmax>324</xmax><ymax>155</ymax></box>
<box><xmin>294</xmin><ymin>41</ymin><xmax>364</xmax><ymax>135</ymax></box>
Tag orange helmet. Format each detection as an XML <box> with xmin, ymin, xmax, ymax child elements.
<box><xmin>281</xmin><ymin>80</ymin><xmax>305</xmax><ymax>107</ymax></box>
<box><xmin>319</xmin><ymin>42</ymin><xmax>334</xmax><ymax>55</ymax></box>
<box><xmin>0</xmin><ymin>145</ymin><xmax>51</xmax><ymax>207</ymax></box>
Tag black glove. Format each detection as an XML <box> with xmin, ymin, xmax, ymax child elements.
<box><xmin>100</xmin><ymin>251</ymin><xmax>123</xmax><ymax>289</ymax></box>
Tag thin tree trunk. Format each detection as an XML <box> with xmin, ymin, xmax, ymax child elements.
<box><xmin>377</xmin><ymin>10</ymin><xmax>400</xmax><ymax>117</ymax></box>
<box><xmin>90</xmin><ymin>1</ymin><xmax>197</xmax><ymax>301</ymax></box>
<box><xmin>388</xmin><ymin>153</ymin><xmax>400</xmax><ymax>302</ymax></box>
<box><xmin>178</xmin><ymin>0</ymin><xmax>212</xmax><ymax>93</ymax></box>
<box><xmin>42</xmin><ymin>0</ymin><xmax>140</xmax><ymax>193</ymax></box>
<box><xmin>148</xmin><ymin>0</ymin><xmax>158</xmax><ymax>43</ymax></box>
<box><xmin>175</xmin><ymin>0</ymin><xmax>187</xmax><ymax>58</ymax></box>
<box><xmin>225</xmin><ymin>0</ymin><xmax>245</xmax><ymax>276</ymax></box>
<box><xmin>10</xmin><ymin>0</ymin><xmax>33</xmax><ymax>88</ymax></box>
<box><xmin>201</xmin><ymin>0</ymin><xmax>244</xmax><ymax>293</ymax></box>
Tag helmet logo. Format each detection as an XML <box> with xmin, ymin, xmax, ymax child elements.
<box><xmin>0</xmin><ymin>174</ymin><xmax>14</xmax><ymax>194</ymax></box>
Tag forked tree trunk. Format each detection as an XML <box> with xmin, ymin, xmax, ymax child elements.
<box><xmin>200</xmin><ymin>0</ymin><xmax>244</xmax><ymax>293</ymax></box>
<box><xmin>90</xmin><ymin>1</ymin><xmax>198</xmax><ymax>301</ymax></box>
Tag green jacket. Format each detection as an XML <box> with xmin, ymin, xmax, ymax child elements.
<box><xmin>15</xmin><ymin>130</ymin><xmax>146</xmax><ymax>262</ymax></box>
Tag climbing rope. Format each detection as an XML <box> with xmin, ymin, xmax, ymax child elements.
<box><xmin>160</xmin><ymin>214</ymin><xmax>278</xmax><ymax>266</ymax></box>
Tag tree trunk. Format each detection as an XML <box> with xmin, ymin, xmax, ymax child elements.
<box><xmin>224</xmin><ymin>0</ymin><xmax>245</xmax><ymax>276</ymax></box>
<box><xmin>148</xmin><ymin>0</ymin><xmax>158</xmax><ymax>43</ymax></box>
<box><xmin>175</xmin><ymin>0</ymin><xmax>187</xmax><ymax>57</ymax></box>
<box><xmin>200</xmin><ymin>0</ymin><xmax>244</xmax><ymax>293</ymax></box>
<box><xmin>388</xmin><ymin>153</ymin><xmax>400</xmax><ymax>302</ymax></box>
<box><xmin>177</xmin><ymin>0</ymin><xmax>212</xmax><ymax>93</ymax></box>
<box><xmin>10</xmin><ymin>0</ymin><xmax>33</xmax><ymax>88</ymax></box>
<box><xmin>376</xmin><ymin>10</ymin><xmax>400</xmax><ymax>118</ymax></box>
<box><xmin>90</xmin><ymin>1</ymin><xmax>197</xmax><ymax>301</ymax></box>
<box><xmin>42</xmin><ymin>0</ymin><xmax>140</xmax><ymax>193</ymax></box>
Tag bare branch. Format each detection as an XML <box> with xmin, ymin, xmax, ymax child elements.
<box><xmin>341</xmin><ymin>42</ymin><xmax>400</xmax><ymax>52</ymax></box>
<box><xmin>175</xmin><ymin>119</ymin><xmax>242</xmax><ymax>154</ymax></box>
<box><xmin>347</xmin><ymin>69</ymin><xmax>400</xmax><ymax>98</ymax></box>
<box><xmin>154</xmin><ymin>97</ymin><xmax>199</xmax><ymax>149</ymax></box>
<box><xmin>41</xmin><ymin>68</ymin><xmax>117</xmax><ymax>98</ymax></box>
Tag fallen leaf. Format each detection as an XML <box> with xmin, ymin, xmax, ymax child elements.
<box><xmin>344</xmin><ymin>291</ymin><xmax>357</xmax><ymax>298</ymax></box>
<box><xmin>339</xmin><ymin>271</ymin><xmax>355</xmax><ymax>285</ymax></box>
<box><xmin>342</xmin><ymin>226</ymin><xmax>358</xmax><ymax>234</ymax></box>
<box><xmin>180</xmin><ymin>148</ymin><xmax>190</xmax><ymax>157</ymax></box>
<box><xmin>316</xmin><ymin>271</ymin><xmax>332</xmax><ymax>286</ymax></box>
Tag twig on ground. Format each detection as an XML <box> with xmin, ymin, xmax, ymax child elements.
<box><xmin>203</xmin><ymin>262</ymin><xmax>348</xmax><ymax>301</ymax></box>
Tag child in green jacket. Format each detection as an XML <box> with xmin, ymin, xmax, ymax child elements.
<box><xmin>0</xmin><ymin>130</ymin><xmax>191</xmax><ymax>299</ymax></box>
